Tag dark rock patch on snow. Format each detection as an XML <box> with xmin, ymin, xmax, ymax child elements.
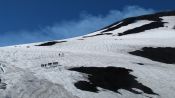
<box><xmin>118</xmin><ymin>21</ymin><xmax>165</xmax><ymax>36</ymax></box>
<box><xmin>74</xmin><ymin>81</ymin><xmax>98</xmax><ymax>92</ymax></box>
<box><xmin>137</xmin><ymin>63</ymin><xmax>144</xmax><ymax>65</ymax></box>
<box><xmin>69</xmin><ymin>66</ymin><xmax>157</xmax><ymax>95</ymax></box>
<box><xmin>35</xmin><ymin>41</ymin><xmax>67</xmax><ymax>46</ymax></box>
<box><xmin>82</xmin><ymin>33</ymin><xmax>113</xmax><ymax>38</ymax></box>
<box><xmin>83</xmin><ymin>34</ymin><xmax>104</xmax><ymax>38</ymax></box>
<box><xmin>104</xmin><ymin>33</ymin><xmax>113</xmax><ymax>35</ymax></box>
<box><xmin>129</xmin><ymin>47</ymin><xmax>175</xmax><ymax>64</ymax></box>
<box><xmin>77</xmin><ymin>39</ymin><xmax>84</xmax><ymax>40</ymax></box>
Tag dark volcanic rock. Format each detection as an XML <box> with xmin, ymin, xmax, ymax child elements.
<box><xmin>82</xmin><ymin>33</ymin><xmax>112</xmax><ymax>38</ymax></box>
<box><xmin>118</xmin><ymin>21</ymin><xmax>165</xmax><ymax>36</ymax></box>
<box><xmin>69</xmin><ymin>66</ymin><xmax>157</xmax><ymax>95</ymax></box>
<box><xmin>137</xmin><ymin>63</ymin><xmax>144</xmax><ymax>65</ymax></box>
<box><xmin>83</xmin><ymin>34</ymin><xmax>104</xmax><ymax>38</ymax></box>
<box><xmin>35</xmin><ymin>41</ymin><xmax>67</xmax><ymax>46</ymax></box>
<box><xmin>129</xmin><ymin>47</ymin><xmax>175</xmax><ymax>64</ymax></box>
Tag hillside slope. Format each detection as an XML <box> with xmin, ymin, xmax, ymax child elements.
<box><xmin>0</xmin><ymin>11</ymin><xmax>175</xmax><ymax>98</ymax></box>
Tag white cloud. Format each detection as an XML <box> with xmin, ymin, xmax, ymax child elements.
<box><xmin>45</xmin><ymin>6</ymin><xmax>154</xmax><ymax>39</ymax></box>
<box><xmin>0</xmin><ymin>6</ymin><xmax>154</xmax><ymax>46</ymax></box>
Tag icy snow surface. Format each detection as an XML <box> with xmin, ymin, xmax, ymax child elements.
<box><xmin>0</xmin><ymin>11</ymin><xmax>175</xmax><ymax>98</ymax></box>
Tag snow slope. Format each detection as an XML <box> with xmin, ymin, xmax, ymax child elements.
<box><xmin>0</xmin><ymin>11</ymin><xmax>175</xmax><ymax>98</ymax></box>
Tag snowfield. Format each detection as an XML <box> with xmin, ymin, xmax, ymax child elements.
<box><xmin>0</xmin><ymin>11</ymin><xmax>175</xmax><ymax>98</ymax></box>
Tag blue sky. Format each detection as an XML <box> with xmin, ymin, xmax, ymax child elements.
<box><xmin>0</xmin><ymin>0</ymin><xmax>175</xmax><ymax>46</ymax></box>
